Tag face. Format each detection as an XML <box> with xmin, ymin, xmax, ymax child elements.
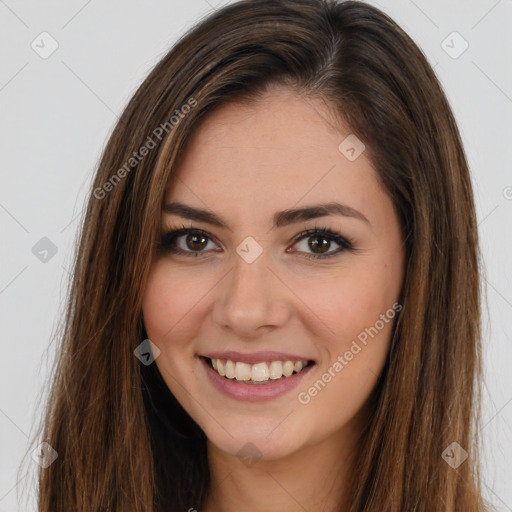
<box><xmin>142</xmin><ymin>86</ymin><xmax>404</xmax><ymax>462</ymax></box>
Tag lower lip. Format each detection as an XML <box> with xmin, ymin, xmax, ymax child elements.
<box><xmin>200</xmin><ymin>357</ymin><xmax>314</xmax><ymax>402</ymax></box>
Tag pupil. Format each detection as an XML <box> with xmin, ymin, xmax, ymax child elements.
<box><xmin>309</xmin><ymin>236</ymin><xmax>329</xmax><ymax>253</ymax></box>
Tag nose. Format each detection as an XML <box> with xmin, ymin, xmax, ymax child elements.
<box><xmin>211</xmin><ymin>247</ymin><xmax>291</xmax><ymax>338</ymax></box>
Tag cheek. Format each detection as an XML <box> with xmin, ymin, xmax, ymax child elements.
<box><xmin>292</xmin><ymin>273</ymin><xmax>397</xmax><ymax>437</ymax></box>
<box><xmin>291</xmin><ymin>260</ymin><xmax>400</xmax><ymax>410</ymax></box>
<box><xmin>294</xmin><ymin>261</ymin><xmax>399</xmax><ymax>346</ymax></box>
<box><xmin>142</xmin><ymin>266</ymin><xmax>173</xmax><ymax>342</ymax></box>
<box><xmin>141</xmin><ymin>264</ymin><xmax>206</xmax><ymax>398</ymax></box>
<box><xmin>142</xmin><ymin>261</ymin><xmax>209</xmax><ymax>344</ymax></box>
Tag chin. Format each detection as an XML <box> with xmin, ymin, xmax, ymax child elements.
<box><xmin>204</xmin><ymin>417</ymin><xmax>310</xmax><ymax>463</ymax></box>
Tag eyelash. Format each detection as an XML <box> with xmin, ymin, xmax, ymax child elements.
<box><xmin>158</xmin><ymin>223</ymin><xmax>355</xmax><ymax>260</ymax></box>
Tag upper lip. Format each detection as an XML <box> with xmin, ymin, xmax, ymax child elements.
<box><xmin>200</xmin><ymin>351</ymin><xmax>315</xmax><ymax>365</ymax></box>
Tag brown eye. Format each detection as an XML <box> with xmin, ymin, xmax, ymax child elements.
<box><xmin>289</xmin><ymin>227</ymin><xmax>354</xmax><ymax>260</ymax></box>
<box><xmin>160</xmin><ymin>228</ymin><xmax>218</xmax><ymax>256</ymax></box>
<box><xmin>185</xmin><ymin>233</ymin><xmax>208</xmax><ymax>251</ymax></box>
<box><xmin>159</xmin><ymin>226</ymin><xmax>353</xmax><ymax>260</ymax></box>
<box><xmin>308</xmin><ymin>235</ymin><xmax>331</xmax><ymax>254</ymax></box>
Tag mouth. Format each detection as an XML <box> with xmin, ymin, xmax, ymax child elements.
<box><xmin>200</xmin><ymin>356</ymin><xmax>315</xmax><ymax>385</ymax></box>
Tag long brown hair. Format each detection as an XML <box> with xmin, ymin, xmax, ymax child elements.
<box><xmin>30</xmin><ymin>0</ymin><xmax>489</xmax><ymax>510</ymax></box>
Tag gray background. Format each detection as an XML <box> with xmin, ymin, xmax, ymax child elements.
<box><xmin>1</xmin><ymin>0</ymin><xmax>511</xmax><ymax>510</ymax></box>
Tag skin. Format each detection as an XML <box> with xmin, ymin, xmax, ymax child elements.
<box><xmin>142</xmin><ymin>85</ymin><xmax>405</xmax><ymax>512</ymax></box>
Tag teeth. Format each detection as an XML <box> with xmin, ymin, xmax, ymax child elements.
<box><xmin>251</xmin><ymin>362</ymin><xmax>269</xmax><ymax>382</ymax></box>
<box><xmin>269</xmin><ymin>361</ymin><xmax>283</xmax><ymax>379</ymax></box>
<box><xmin>235</xmin><ymin>362</ymin><xmax>251</xmax><ymax>381</ymax></box>
<box><xmin>225</xmin><ymin>360</ymin><xmax>235</xmax><ymax>379</ymax></box>
<box><xmin>282</xmin><ymin>361</ymin><xmax>294</xmax><ymax>377</ymax></box>
<box><xmin>209</xmin><ymin>358</ymin><xmax>310</xmax><ymax>382</ymax></box>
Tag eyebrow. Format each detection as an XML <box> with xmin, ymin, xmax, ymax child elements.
<box><xmin>162</xmin><ymin>201</ymin><xmax>371</xmax><ymax>230</ymax></box>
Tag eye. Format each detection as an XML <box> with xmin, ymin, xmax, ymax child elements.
<box><xmin>159</xmin><ymin>224</ymin><xmax>354</xmax><ymax>260</ymax></box>
<box><xmin>159</xmin><ymin>226</ymin><xmax>220</xmax><ymax>257</ymax></box>
<box><xmin>288</xmin><ymin>226</ymin><xmax>354</xmax><ymax>260</ymax></box>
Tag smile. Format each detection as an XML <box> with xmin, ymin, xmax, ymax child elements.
<box><xmin>207</xmin><ymin>357</ymin><xmax>312</xmax><ymax>384</ymax></box>
<box><xmin>199</xmin><ymin>355</ymin><xmax>316</xmax><ymax>402</ymax></box>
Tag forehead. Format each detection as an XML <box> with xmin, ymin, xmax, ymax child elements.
<box><xmin>165</xmin><ymin>87</ymin><xmax>380</xmax><ymax>224</ymax></box>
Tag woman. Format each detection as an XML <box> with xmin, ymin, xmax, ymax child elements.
<box><xmin>34</xmin><ymin>0</ymin><xmax>489</xmax><ymax>510</ymax></box>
